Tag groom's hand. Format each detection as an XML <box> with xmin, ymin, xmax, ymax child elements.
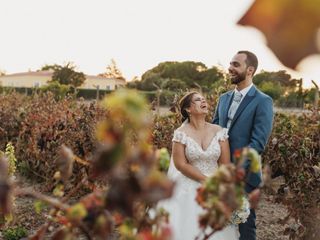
<box><xmin>248</xmin><ymin>188</ymin><xmax>261</xmax><ymax>209</ymax></box>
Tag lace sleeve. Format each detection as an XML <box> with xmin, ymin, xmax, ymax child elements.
<box><xmin>216</xmin><ymin>128</ymin><xmax>229</xmax><ymax>142</ymax></box>
<box><xmin>172</xmin><ymin>130</ymin><xmax>187</xmax><ymax>145</ymax></box>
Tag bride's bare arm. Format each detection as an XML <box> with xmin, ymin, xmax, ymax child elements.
<box><xmin>172</xmin><ymin>142</ymin><xmax>206</xmax><ymax>182</ymax></box>
<box><xmin>218</xmin><ymin>139</ymin><xmax>231</xmax><ymax>165</ymax></box>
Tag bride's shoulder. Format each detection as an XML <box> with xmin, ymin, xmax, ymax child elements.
<box><xmin>206</xmin><ymin>123</ymin><xmax>223</xmax><ymax>132</ymax></box>
<box><xmin>175</xmin><ymin>125</ymin><xmax>189</xmax><ymax>134</ymax></box>
<box><xmin>173</xmin><ymin>126</ymin><xmax>189</xmax><ymax>144</ymax></box>
<box><xmin>206</xmin><ymin>123</ymin><xmax>228</xmax><ymax>141</ymax></box>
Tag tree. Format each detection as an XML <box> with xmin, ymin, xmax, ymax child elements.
<box><xmin>253</xmin><ymin>70</ymin><xmax>296</xmax><ymax>87</ymax></box>
<box><xmin>253</xmin><ymin>70</ymin><xmax>300</xmax><ymax>101</ymax></box>
<box><xmin>50</xmin><ymin>63</ymin><xmax>86</xmax><ymax>88</ymax></box>
<box><xmin>40</xmin><ymin>64</ymin><xmax>60</xmax><ymax>71</ymax></box>
<box><xmin>99</xmin><ymin>59</ymin><xmax>125</xmax><ymax>80</ymax></box>
<box><xmin>126</xmin><ymin>81</ymin><xmax>139</xmax><ymax>89</ymax></box>
<box><xmin>198</xmin><ymin>66</ymin><xmax>225</xmax><ymax>91</ymax></box>
<box><xmin>259</xmin><ymin>81</ymin><xmax>283</xmax><ymax>100</ymax></box>
<box><xmin>126</xmin><ymin>76</ymin><xmax>141</xmax><ymax>89</ymax></box>
<box><xmin>139</xmin><ymin>72</ymin><xmax>164</xmax><ymax>91</ymax></box>
<box><xmin>139</xmin><ymin>61</ymin><xmax>225</xmax><ymax>91</ymax></box>
<box><xmin>162</xmin><ymin>78</ymin><xmax>187</xmax><ymax>91</ymax></box>
<box><xmin>311</xmin><ymin>80</ymin><xmax>319</xmax><ymax>109</ymax></box>
<box><xmin>40</xmin><ymin>81</ymin><xmax>70</xmax><ymax>100</ymax></box>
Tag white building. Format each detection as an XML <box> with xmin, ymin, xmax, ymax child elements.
<box><xmin>0</xmin><ymin>71</ymin><xmax>126</xmax><ymax>90</ymax></box>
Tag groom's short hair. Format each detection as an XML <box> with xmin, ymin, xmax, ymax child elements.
<box><xmin>237</xmin><ymin>50</ymin><xmax>258</xmax><ymax>75</ymax></box>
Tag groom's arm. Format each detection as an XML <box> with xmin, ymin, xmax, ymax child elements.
<box><xmin>248</xmin><ymin>96</ymin><xmax>274</xmax><ymax>154</ymax></box>
<box><xmin>212</xmin><ymin>99</ymin><xmax>220</xmax><ymax>124</ymax></box>
<box><xmin>245</xmin><ymin>96</ymin><xmax>273</xmax><ymax>191</ymax></box>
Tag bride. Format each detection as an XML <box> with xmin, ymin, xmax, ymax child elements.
<box><xmin>158</xmin><ymin>91</ymin><xmax>238</xmax><ymax>240</ymax></box>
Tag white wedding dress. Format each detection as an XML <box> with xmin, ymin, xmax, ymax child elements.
<box><xmin>158</xmin><ymin>127</ymin><xmax>238</xmax><ymax>240</ymax></box>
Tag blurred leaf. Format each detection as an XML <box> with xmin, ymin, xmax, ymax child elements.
<box><xmin>57</xmin><ymin>145</ymin><xmax>74</xmax><ymax>183</ymax></box>
<box><xmin>238</xmin><ymin>0</ymin><xmax>320</xmax><ymax>69</ymax></box>
<box><xmin>80</xmin><ymin>191</ymin><xmax>105</xmax><ymax>210</ymax></box>
<box><xmin>0</xmin><ymin>156</ymin><xmax>12</xmax><ymax>216</ymax></box>
<box><xmin>0</xmin><ymin>154</ymin><xmax>9</xmax><ymax>177</ymax></box>
<box><xmin>100</xmin><ymin>89</ymin><xmax>150</xmax><ymax>129</ymax></box>
<box><xmin>106</xmin><ymin>174</ymin><xmax>141</xmax><ymax>217</ymax></box>
<box><xmin>5</xmin><ymin>142</ymin><xmax>17</xmax><ymax>176</ymax></box>
<box><xmin>90</xmin><ymin>143</ymin><xmax>124</xmax><ymax>178</ymax></box>
<box><xmin>53</xmin><ymin>184</ymin><xmax>64</xmax><ymax>198</ymax></box>
<box><xmin>66</xmin><ymin>203</ymin><xmax>88</xmax><ymax>223</ymax></box>
<box><xmin>92</xmin><ymin>213</ymin><xmax>114</xmax><ymax>239</ymax></box>
<box><xmin>52</xmin><ymin>227</ymin><xmax>74</xmax><ymax>240</ymax></box>
<box><xmin>248</xmin><ymin>189</ymin><xmax>261</xmax><ymax>209</ymax></box>
<box><xmin>196</xmin><ymin>164</ymin><xmax>245</xmax><ymax>231</ymax></box>
<box><xmin>157</xmin><ymin>148</ymin><xmax>170</xmax><ymax>172</ymax></box>
<box><xmin>141</xmin><ymin>169</ymin><xmax>175</xmax><ymax>203</ymax></box>
<box><xmin>246</xmin><ymin>148</ymin><xmax>261</xmax><ymax>173</ymax></box>
<box><xmin>29</xmin><ymin>224</ymin><xmax>49</xmax><ymax>240</ymax></box>
<box><xmin>2</xmin><ymin>226</ymin><xmax>28</xmax><ymax>240</ymax></box>
<box><xmin>34</xmin><ymin>200</ymin><xmax>47</xmax><ymax>214</ymax></box>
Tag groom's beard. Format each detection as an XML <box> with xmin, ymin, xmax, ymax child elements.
<box><xmin>230</xmin><ymin>71</ymin><xmax>246</xmax><ymax>84</ymax></box>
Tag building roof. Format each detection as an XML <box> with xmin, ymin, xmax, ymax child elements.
<box><xmin>85</xmin><ymin>74</ymin><xmax>116</xmax><ymax>81</ymax></box>
<box><xmin>1</xmin><ymin>70</ymin><xmax>53</xmax><ymax>77</ymax></box>
<box><xmin>0</xmin><ymin>71</ymin><xmax>126</xmax><ymax>83</ymax></box>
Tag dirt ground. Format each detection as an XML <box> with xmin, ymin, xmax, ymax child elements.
<box><xmin>256</xmin><ymin>191</ymin><xmax>290</xmax><ymax>240</ymax></box>
<box><xmin>0</xmin><ymin>177</ymin><xmax>291</xmax><ymax>240</ymax></box>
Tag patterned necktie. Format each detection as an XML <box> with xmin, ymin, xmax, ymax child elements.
<box><xmin>227</xmin><ymin>91</ymin><xmax>243</xmax><ymax>128</ymax></box>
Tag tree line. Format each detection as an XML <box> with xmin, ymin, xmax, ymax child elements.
<box><xmin>127</xmin><ymin>61</ymin><xmax>318</xmax><ymax>108</ymax></box>
<box><xmin>1</xmin><ymin>60</ymin><xmax>318</xmax><ymax>107</ymax></box>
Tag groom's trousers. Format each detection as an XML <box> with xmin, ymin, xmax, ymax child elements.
<box><xmin>239</xmin><ymin>209</ymin><xmax>256</xmax><ymax>240</ymax></box>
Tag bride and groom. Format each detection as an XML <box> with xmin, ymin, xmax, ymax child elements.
<box><xmin>159</xmin><ymin>51</ymin><xmax>274</xmax><ymax>240</ymax></box>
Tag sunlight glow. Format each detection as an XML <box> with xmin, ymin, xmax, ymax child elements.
<box><xmin>0</xmin><ymin>0</ymin><xmax>317</xmax><ymax>88</ymax></box>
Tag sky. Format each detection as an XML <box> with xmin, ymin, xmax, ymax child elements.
<box><xmin>0</xmin><ymin>0</ymin><xmax>319</xmax><ymax>88</ymax></box>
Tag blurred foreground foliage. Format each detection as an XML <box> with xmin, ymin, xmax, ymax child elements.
<box><xmin>0</xmin><ymin>90</ymin><xmax>319</xmax><ymax>239</ymax></box>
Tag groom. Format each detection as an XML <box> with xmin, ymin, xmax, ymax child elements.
<box><xmin>213</xmin><ymin>50</ymin><xmax>273</xmax><ymax>240</ymax></box>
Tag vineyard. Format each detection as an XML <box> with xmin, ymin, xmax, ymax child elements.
<box><xmin>0</xmin><ymin>90</ymin><xmax>319</xmax><ymax>240</ymax></box>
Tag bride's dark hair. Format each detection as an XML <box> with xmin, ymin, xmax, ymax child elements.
<box><xmin>179</xmin><ymin>91</ymin><xmax>199</xmax><ymax>122</ymax></box>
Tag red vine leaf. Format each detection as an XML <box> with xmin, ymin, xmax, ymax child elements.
<box><xmin>238</xmin><ymin>0</ymin><xmax>320</xmax><ymax>69</ymax></box>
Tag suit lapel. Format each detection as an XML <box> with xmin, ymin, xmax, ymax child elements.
<box><xmin>222</xmin><ymin>91</ymin><xmax>233</xmax><ymax>127</ymax></box>
<box><xmin>229</xmin><ymin>85</ymin><xmax>257</xmax><ymax>130</ymax></box>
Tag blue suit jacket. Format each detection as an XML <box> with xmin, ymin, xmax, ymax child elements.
<box><xmin>213</xmin><ymin>85</ymin><xmax>274</xmax><ymax>192</ymax></box>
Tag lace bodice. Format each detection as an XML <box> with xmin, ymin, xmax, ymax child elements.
<box><xmin>172</xmin><ymin>128</ymin><xmax>228</xmax><ymax>176</ymax></box>
<box><xmin>158</xmin><ymin>127</ymin><xmax>238</xmax><ymax>240</ymax></box>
